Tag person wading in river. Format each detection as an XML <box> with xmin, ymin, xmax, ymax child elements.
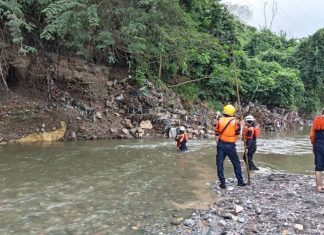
<box><xmin>175</xmin><ymin>126</ymin><xmax>188</xmax><ymax>152</ymax></box>
<box><xmin>214</xmin><ymin>104</ymin><xmax>247</xmax><ymax>189</ymax></box>
<box><xmin>310</xmin><ymin>108</ymin><xmax>324</xmax><ymax>193</ymax></box>
<box><xmin>243</xmin><ymin>115</ymin><xmax>261</xmax><ymax>171</ymax></box>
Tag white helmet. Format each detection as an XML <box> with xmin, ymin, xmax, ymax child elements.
<box><xmin>179</xmin><ymin>126</ymin><xmax>186</xmax><ymax>131</ymax></box>
<box><xmin>245</xmin><ymin>115</ymin><xmax>255</xmax><ymax>122</ymax></box>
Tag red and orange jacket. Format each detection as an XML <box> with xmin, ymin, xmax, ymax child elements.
<box><xmin>243</xmin><ymin>126</ymin><xmax>261</xmax><ymax>142</ymax></box>
<box><xmin>176</xmin><ymin>133</ymin><xmax>188</xmax><ymax>147</ymax></box>
<box><xmin>310</xmin><ymin>115</ymin><xmax>324</xmax><ymax>144</ymax></box>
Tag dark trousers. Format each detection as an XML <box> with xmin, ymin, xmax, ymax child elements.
<box><xmin>244</xmin><ymin>141</ymin><xmax>257</xmax><ymax>168</ymax></box>
<box><xmin>314</xmin><ymin>141</ymin><xmax>324</xmax><ymax>171</ymax></box>
<box><xmin>216</xmin><ymin>141</ymin><xmax>244</xmax><ymax>184</ymax></box>
<box><xmin>179</xmin><ymin>142</ymin><xmax>188</xmax><ymax>152</ymax></box>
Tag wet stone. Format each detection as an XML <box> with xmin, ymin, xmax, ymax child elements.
<box><xmin>203</xmin><ymin>214</ymin><xmax>211</xmax><ymax>220</ymax></box>
<box><xmin>255</xmin><ymin>207</ymin><xmax>262</xmax><ymax>215</ymax></box>
<box><xmin>218</xmin><ymin>220</ymin><xmax>227</xmax><ymax>227</ymax></box>
<box><xmin>235</xmin><ymin>205</ymin><xmax>244</xmax><ymax>214</ymax></box>
<box><xmin>222</xmin><ymin>213</ymin><xmax>233</xmax><ymax>220</ymax></box>
<box><xmin>294</xmin><ymin>224</ymin><xmax>304</xmax><ymax>231</ymax></box>
<box><xmin>184</xmin><ymin>219</ymin><xmax>195</xmax><ymax>227</ymax></box>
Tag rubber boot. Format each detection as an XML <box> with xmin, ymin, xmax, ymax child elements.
<box><xmin>315</xmin><ymin>171</ymin><xmax>323</xmax><ymax>192</ymax></box>
<box><xmin>219</xmin><ymin>183</ymin><xmax>227</xmax><ymax>189</ymax></box>
<box><xmin>248</xmin><ymin>154</ymin><xmax>259</xmax><ymax>170</ymax></box>
<box><xmin>249</xmin><ymin>162</ymin><xmax>259</xmax><ymax>171</ymax></box>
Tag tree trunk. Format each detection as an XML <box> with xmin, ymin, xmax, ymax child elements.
<box><xmin>158</xmin><ymin>54</ymin><xmax>162</xmax><ymax>80</ymax></box>
<box><xmin>0</xmin><ymin>61</ymin><xmax>9</xmax><ymax>93</ymax></box>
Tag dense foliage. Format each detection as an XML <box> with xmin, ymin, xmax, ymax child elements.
<box><xmin>0</xmin><ymin>0</ymin><xmax>322</xmax><ymax>114</ymax></box>
<box><xmin>293</xmin><ymin>29</ymin><xmax>324</xmax><ymax>114</ymax></box>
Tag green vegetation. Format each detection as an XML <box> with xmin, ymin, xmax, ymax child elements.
<box><xmin>0</xmin><ymin>0</ymin><xmax>323</xmax><ymax>114</ymax></box>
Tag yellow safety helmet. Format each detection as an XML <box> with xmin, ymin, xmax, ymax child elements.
<box><xmin>223</xmin><ymin>104</ymin><xmax>235</xmax><ymax>116</ymax></box>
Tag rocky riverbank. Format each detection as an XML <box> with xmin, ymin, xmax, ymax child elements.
<box><xmin>171</xmin><ymin>173</ymin><xmax>324</xmax><ymax>235</ymax></box>
<box><xmin>0</xmin><ymin>50</ymin><xmax>307</xmax><ymax>144</ymax></box>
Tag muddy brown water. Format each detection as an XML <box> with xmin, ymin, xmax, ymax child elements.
<box><xmin>0</xmin><ymin>128</ymin><xmax>314</xmax><ymax>234</ymax></box>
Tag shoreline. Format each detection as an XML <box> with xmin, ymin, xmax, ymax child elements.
<box><xmin>171</xmin><ymin>172</ymin><xmax>324</xmax><ymax>235</ymax></box>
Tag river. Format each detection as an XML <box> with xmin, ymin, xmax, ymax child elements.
<box><xmin>0</xmin><ymin>128</ymin><xmax>314</xmax><ymax>234</ymax></box>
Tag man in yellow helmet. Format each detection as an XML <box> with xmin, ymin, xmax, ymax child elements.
<box><xmin>214</xmin><ymin>104</ymin><xmax>247</xmax><ymax>189</ymax></box>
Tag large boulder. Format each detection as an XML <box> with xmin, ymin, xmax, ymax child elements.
<box><xmin>168</xmin><ymin>127</ymin><xmax>178</xmax><ymax>139</ymax></box>
<box><xmin>140</xmin><ymin>120</ymin><xmax>153</xmax><ymax>129</ymax></box>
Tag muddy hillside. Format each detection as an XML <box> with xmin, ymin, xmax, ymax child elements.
<box><xmin>0</xmin><ymin>50</ymin><xmax>305</xmax><ymax>144</ymax></box>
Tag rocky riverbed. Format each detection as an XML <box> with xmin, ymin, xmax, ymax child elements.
<box><xmin>171</xmin><ymin>173</ymin><xmax>324</xmax><ymax>235</ymax></box>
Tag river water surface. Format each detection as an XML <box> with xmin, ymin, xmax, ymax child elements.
<box><xmin>0</xmin><ymin>129</ymin><xmax>314</xmax><ymax>234</ymax></box>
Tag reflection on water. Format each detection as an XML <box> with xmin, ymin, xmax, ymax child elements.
<box><xmin>0</xmin><ymin>128</ymin><xmax>315</xmax><ymax>234</ymax></box>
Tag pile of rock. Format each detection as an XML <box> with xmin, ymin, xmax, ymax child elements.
<box><xmin>171</xmin><ymin>173</ymin><xmax>324</xmax><ymax>235</ymax></box>
<box><xmin>242</xmin><ymin>102</ymin><xmax>305</xmax><ymax>131</ymax></box>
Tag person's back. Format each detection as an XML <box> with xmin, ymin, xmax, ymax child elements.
<box><xmin>215</xmin><ymin>116</ymin><xmax>239</xmax><ymax>143</ymax></box>
<box><xmin>243</xmin><ymin>115</ymin><xmax>260</xmax><ymax>171</ymax></box>
<box><xmin>214</xmin><ymin>104</ymin><xmax>246</xmax><ymax>189</ymax></box>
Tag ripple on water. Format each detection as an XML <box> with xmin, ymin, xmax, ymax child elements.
<box><xmin>0</xmin><ymin>133</ymin><xmax>314</xmax><ymax>234</ymax></box>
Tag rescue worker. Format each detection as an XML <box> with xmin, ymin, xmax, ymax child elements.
<box><xmin>214</xmin><ymin>104</ymin><xmax>247</xmax><ymax>189</ymax></box>
<box><xmin>243</xmin><ymin>115</ymin><xmax>261</xmax><ymax>171</ymax></box>
<box><xmin>175</xmin><ymin>126</ymin><xmax>188</xmax><ymax>152</ymax></box>
<box><xmin>310</xmin><ymin>108</ymin><xmax>324</xmax><ymax>193</ymax></box>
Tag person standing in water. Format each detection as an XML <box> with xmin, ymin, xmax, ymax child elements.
<box><xmin>214</xmin><ymin>104</ymin><xmax>247</xmax><ymax>189</ymax></box>
<box><xmin>243</xmin><ymin>115</ymin><xmax>261</xmax><ymax>171</ymax></box>
<box><xmin>175</xmin><ymin>126</ymin><xmax>188</xmax><ymax>152</ymax></box>
<box><xmin>310</xmin><ymin>108</ymin><xmax>324</xmax><ymax>193</ymax></box>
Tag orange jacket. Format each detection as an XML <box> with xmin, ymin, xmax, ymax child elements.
<box><xmin>243</xmin><ymin>126</ymin><xmax>261</xmax><ymax>141</ymax></box>
<box><xmin>176</xmin><ymin>133</ymin><xmax>188</xmax><ymax>147</ymax></box>
<box><xmin>310</xmin><ymin>115</ymin><xmax>324</xmax><ymax>144</ymax></box>
<box><xmin>179</xmin><ymin>133</ymin><xmax>188</xmax><ymax>143</ymax></box>
<box><xmin>214</xmin><ymin>117</ymin><xmax>240</xmax><ymax>143</ymax></box>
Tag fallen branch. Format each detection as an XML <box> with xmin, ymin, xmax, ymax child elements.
<box><xmin>167</xmin><ymin>76</ymin><xmax>210</xmax><ymax>88</ymax></box>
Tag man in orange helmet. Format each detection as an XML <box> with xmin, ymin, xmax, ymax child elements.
<box><xmin>310</xmin><ymin>108</ymin><xmax>324</xmax><ymax>193</ymax></box>
<box><xmin>214</xmin><ymin>104</ymin><xmax>247</xmax><ymax>189</ymax></box>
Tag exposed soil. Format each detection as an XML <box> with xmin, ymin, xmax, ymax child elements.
<box><xmin>0</xmin><ymin>49</ymin><xmax>215</xmax><ymax>144</ymax></box>
<box><xmin>0</xmin><ymin>48</ymin><xmax>307</xmax><ymax>144</ymax></box>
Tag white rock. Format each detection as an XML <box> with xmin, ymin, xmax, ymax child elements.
<box><xmin>294</xmin><ymin>224</ymin><xmax>304</xmax><ymax>231</ymax></box>
<box><xmin>95</xmin><ymin>112</ymin><xmax>102</xmax><ymax>119</ymax></box>
<box><xmin>169</xmin><ymin>127</ymin><xmax>177</xmax><ymax>139</ymax></box>
<box><xmin>106</xmin><ymin>81</ymin><xmax>114</xmax><ymax>87</ymax></box>
<box><xmin>140</xmin><ymin>120</ymin><xmax>153</xmax><ymax>129</ymax></box>
<box><xmin>115</xmin><ymin>93</ymin><xmax>124</xmax><ymax>101</ymax></box>
<box><xmin>218</xmin><ymin>220</ymin><xmax>227</xmax><ymax>227</ymax></box>
<box><xmin>235</xmin><ymin>205</ymin><xmax>244</xmax><ymax>214</ymax></box>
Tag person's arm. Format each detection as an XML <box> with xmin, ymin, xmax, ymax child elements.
<box><xmin>179</xmin><ymin>134</ymin><xmax>185</xmax><ymax>143</ymax></box>
<box><xmin>310</xmin><ymin>122</ymin><xmax>316</xmax><ymax>145</ymax></box>
<box><xmin>214</xmin><ymin>121</ymin><xmax>220</xmax><ymax>136</ymax></box>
